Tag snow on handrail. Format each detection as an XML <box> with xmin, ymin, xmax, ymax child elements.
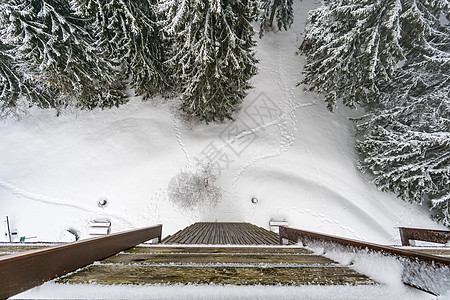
<box><xmin>0</xmin><ymin>224</ymin><xmax>162</xmax><ymax>299</ymax></box>
<box><xmin>279</xmin><ymin>226</ymin><xmax>449</xmax><ymax>296</ymax></box>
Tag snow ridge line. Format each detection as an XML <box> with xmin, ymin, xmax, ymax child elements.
<box><xmin>0</xmin><ymin>179</ymin><xmax>135</xmax><ymax>227</ymax></box>
<box><xmin>0</xmin><ymin>179</ymin><xmax>93</xmax><ymax>212</ymax></box>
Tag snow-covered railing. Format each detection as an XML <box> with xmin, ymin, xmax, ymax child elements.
<box><xmin>399</xmin><ymin>227</ymin><xmax>450</xmax><ymax>246</ymax></box>
<box><xmin>279</xmin><ymin>226</ymin><xmax>450</xmax><ymax>296</ymax></box>
<box><xmin>0</xmin><ymin>224</ymin><xmax>162</xmax><ymax>299</ymax></box>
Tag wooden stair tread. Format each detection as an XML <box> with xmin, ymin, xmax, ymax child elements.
<box><xmin>59</xmin><ymin>245</ymin><xmax>376</xmax><ymax>287</ymax></box>
<box><xmin>59</xmin><ymin>264</ymin><xmax>375</xmax><ymax>286</ymax></box>
<box><xmin>102</xmin><ymin>253</ymin><xmax>337</xmax><ymax>265</ymax></box>
<box><xmin>126</xmin><ymin>246</ymin><xmax>312</xmax><ymax>254</ymax></box>
<box><xmin>0</xmin><ymin>244</ymin><xmax>54</xmax><ymax>256</ymax></box>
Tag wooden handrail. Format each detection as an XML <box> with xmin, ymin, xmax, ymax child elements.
<box><xmin>279</xmin><ymin>226</ymin><xmax>450</xmax><ymax>264</ymax></box>
<box><xmin>0</xmin><ymin>224</ymin><xmax>162</xmax><ymax>299</ymax></box>
<box><xmin>279</xmin><ymin>226</ymin><xmax>450</xmax><ymax>296</ymax></box>
<box><xmin>399</xmin><ymin>227</ymin><xmax>450</xmax><ymax>246</ymax></box>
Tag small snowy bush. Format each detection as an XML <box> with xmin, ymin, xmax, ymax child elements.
<box><xmin>168</xmin><ymin>163</ymin><xmax>221</xmax><ymax>210</ymax></box>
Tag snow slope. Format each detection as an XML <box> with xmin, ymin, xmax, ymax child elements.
<box><xmin>0</xmin><ymin>0</ymin><xmax>445</xmax><ymax>245</ymax></box>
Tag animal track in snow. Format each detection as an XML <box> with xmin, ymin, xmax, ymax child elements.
<box><xmin>173</xmin><ymin>117</ymin><xmax>191</xmax><ymax>165</ymax></box>
<box><xmin>232</xmin><ymin>45</ymin><xmax>311</xmax><ymax>190</ymax></box>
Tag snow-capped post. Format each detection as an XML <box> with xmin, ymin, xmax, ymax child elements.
<box><xmin>159</xmin><ymin>0</ymin><xmax>258</xmax><ymax>123</ymax></box>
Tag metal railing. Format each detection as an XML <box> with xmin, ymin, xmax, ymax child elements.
<box><xmin>0</xmin><ymin>224</ymin><xmax>162</xmax><ymax>299</ymax></box>
<box><xmin>279</xmin><ymin>226</ymin><xmax>450</xmax><ymax>296</ymax></box>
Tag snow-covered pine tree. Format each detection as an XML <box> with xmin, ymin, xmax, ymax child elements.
<box><xmin>0</xmin><ymin>41</ymin><xmax>56</xmax><ymax>118</ymax></box>
<box><xmin>259</xmin><ymin>0</ymin><xmax>294</xmax><ymax>38</ymax></box>
<box><xmin>0</xmin><ymin>0</ymin><xmax>126</xmax><ymax>113</ymax></box>
<box><xmin>301</xmin><ymin>0</ymin><xmax>450</xmax><ymax>225</ymax></box>
<box><xmin>71</xmin><ymin>0</ymin><xmax>171</xmax><ymax>99</ymax></box>
<box><xmin>160</xmin><ymin>0</ymin><xmax>258</xmax><ymax>123</ymax></box>
<box><xmin>357</xmin><ymin>94</ymin><xmax>450</xmax><ymax>226</ymax></box>
<box><xmin>356</xmin><ymin>8</ymin><xmax>450</xmax><ymax>226</ymax></box>
<box><xmin>299</xmin><ymin>0</ymin><xmax>409</xmax><ymax>110</ymax></box>
<box><xmin>130</xmin><ymin>0</ymin><xmax>172</xmax><ymax>98</ymax></box>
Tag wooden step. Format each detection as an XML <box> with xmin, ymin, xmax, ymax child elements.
<box><xmin>126</xmin><ymin>246</ymin><xmax>311</xmax><ymax>254</ymax></box>
<box><xmin>0</xmin><ymin>243</ymin><xmax>56</xmax><ymax>256</ymax></box>
<box><xmin>102</xmin><ymin>253</ymin><xmax>337</xmax><ymax>265</ymax></box>
<box><xmin>58</xmin><ymin>264</ymin><xmax>375</xmax><ymax>286</ymax></box>
<box><xmin>59</xmin><ymin>246</ymin><xmax>376</xmax><ymax>286</ymax></box>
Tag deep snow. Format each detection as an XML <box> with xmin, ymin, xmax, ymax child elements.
<box><xmin>0</xmin><ymin>0</ymin><xmax>444</xmax><ymax>245</ymax></box>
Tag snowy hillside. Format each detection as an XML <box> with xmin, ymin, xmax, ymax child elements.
<box><xmin>0</xmin><ymin>0</ymin><xmax>445</xmax><ymax>245</ymax></box>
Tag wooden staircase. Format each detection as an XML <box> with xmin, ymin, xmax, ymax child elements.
<box><xmin>56</xmin><ymin>223</ymin><xmax>375</xmax><ymax>286</ymax></box>
<box><xmin>5</xmin><ymin>222</ymin><xmax>448</xmax><ymax>297</ymax></box>
<box><xmin>58</xmin><ymin>245</ymin><xmax>375</xmax><ymax>286</ymax></box>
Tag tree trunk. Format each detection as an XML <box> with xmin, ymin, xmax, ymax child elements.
<box><xmin>268</xmin><ymin>0</ymin><xmax>280</xmax><ymax>28</ymax></box>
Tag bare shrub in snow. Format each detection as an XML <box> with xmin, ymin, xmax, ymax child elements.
<box><xmin>168</xmin><ymin>163</ymin><xmax>221</xmax><ymax>210</ymax></box>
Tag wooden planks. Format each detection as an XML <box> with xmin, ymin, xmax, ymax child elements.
<box><xmin>60</xmin><ymin>264</ymin><xmax>374</xmax><ymax>286</ymax></box>
<box><xmin>102</xmin><ymin>253</ymin><xmax>337</xmax><ymax>265</ymax></box>
<box><xmin>162</xmin><ymin>222</ymin><xmax>280</xmax><ymax>245</ymax></box>
<box><xmin>125</xmin><ymin>246</ymin><xmax>311</xmax><ymax>254</ymax></box>
<box><xmin>60</xmin><ymin>246</ymin><xmax>376</xmax><ymax>286</ymax></box>
<box><xmin>0</xmin><ymin>243</ymin><xmax>58</xmax><ymax>256</ymax></box>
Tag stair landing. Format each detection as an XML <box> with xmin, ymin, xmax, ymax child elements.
<box><xmin>162</xmin><ymin>222</ymin><xmax>280</xmax><ymax>245</ymax></box>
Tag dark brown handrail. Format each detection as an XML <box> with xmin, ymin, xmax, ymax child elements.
<box><xmin>279</xmin><ymin>226</ymin><xmax>450</xmax><ymax>264</ymax></box>
<box><xmin>279</xmin><ymin>226</ymin><xmax>450</xmax><ymax>296</ymax></box>
<box><xmin>0</xmin><ymin>224</ymin><xmax>162</xmax><ymax>299</ymax></box>
<box><xmin>399</xmin><ymin>227</ymin><xmax>450</xmax><ymax>246</ymax></box>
